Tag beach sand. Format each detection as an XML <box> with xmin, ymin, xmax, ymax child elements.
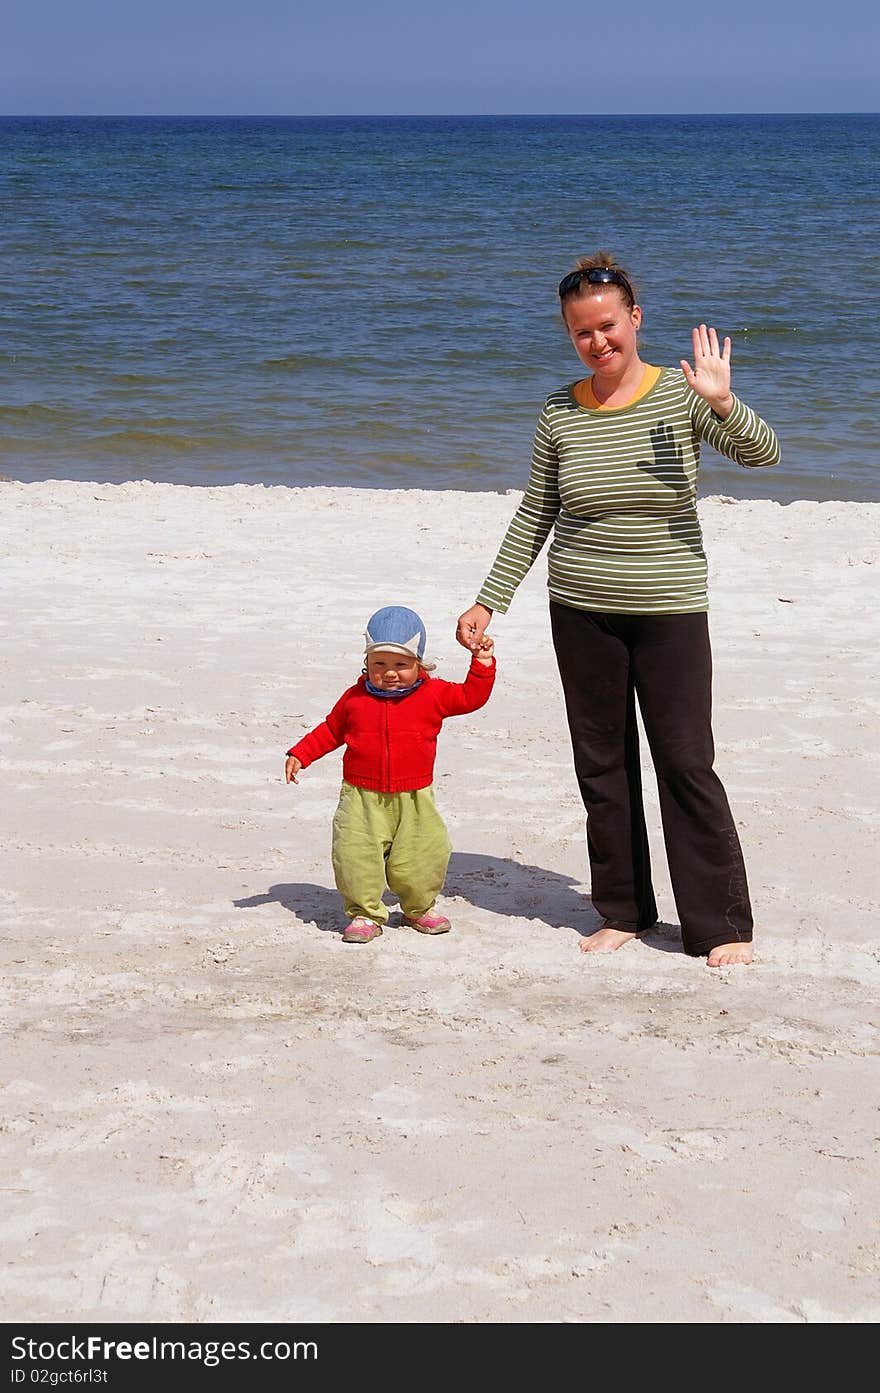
<box><xmin>2</xmin><ymin>480</ymin><xmax>878</xmax><ymax>1324</ymax></box>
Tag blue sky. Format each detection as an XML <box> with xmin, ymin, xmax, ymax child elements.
<box><xmin>3</xmin><ymin>0</ymin><xmax>878</xmax><ymax>114</ymax></box>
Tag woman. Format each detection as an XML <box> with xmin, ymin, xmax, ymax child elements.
<box><xmin>457</xmin><ymin>253</ymin><xmax>779</xmax><ymax>967</ymax></box>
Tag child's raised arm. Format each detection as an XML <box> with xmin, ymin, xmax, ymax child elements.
<box><xmin>435</xmin><ymin>647</ymin><xmax>496</xmax><ymax>717</ymax></box>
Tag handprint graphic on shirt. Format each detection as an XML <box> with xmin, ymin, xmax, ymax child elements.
<box><xmin>637</xmin><ymin>420</ymin><xmax>701</xmax><ymax>555</ymax></box>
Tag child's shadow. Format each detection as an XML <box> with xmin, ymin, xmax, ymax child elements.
<box><xmin>234</xmin><ymin>882</ymin><xmax>344</xmax><ymax>934</ymax></box>
<box><xmin>235</xmin><ymin>851</ymin><xmax>683</xmax><ymax>952</ymax></box>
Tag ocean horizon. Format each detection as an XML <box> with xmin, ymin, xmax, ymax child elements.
<box><xmin>2</xmin><ymin>114</ymin><xmax>878</xmax><ymax>501</ymax></box>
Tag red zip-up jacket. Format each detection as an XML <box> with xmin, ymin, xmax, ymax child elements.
<box><xmin>286</xmin><ymin>656</ymin><xmax>496</xmax><ymax>793</ymax></box>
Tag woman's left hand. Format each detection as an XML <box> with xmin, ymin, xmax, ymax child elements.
<box><xmin>681</xmin><ymin>324</ymin><xmax>734</xmax><ymax>418</ymax></box>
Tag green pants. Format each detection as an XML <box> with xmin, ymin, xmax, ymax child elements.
<box><xmin>331</xmin><ymin>781</ymin><xmax>452</xmax><ymax>925</ymax></box>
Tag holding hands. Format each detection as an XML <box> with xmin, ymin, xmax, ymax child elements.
<box><xmin>456</xmin><ymin>601</ymin><xmax>493</xmax><ymax>652</ymax></box>
<box><xmin>680</xmin><ymin>324</ymin><xmax>734</xmax><ymax>418</ymax></box>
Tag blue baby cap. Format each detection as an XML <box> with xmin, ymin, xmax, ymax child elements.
<box><xmin>364</xmin><ymin>605</ymin><xmax>435</xmax><ymax>670</ymax></box>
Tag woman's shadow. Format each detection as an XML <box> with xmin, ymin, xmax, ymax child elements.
<box><xmin>234</xmin><ymin>851</ymin><xmax>683</xmax><ymax>952</ymax></box>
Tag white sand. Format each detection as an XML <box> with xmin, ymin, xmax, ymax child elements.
<box><xmin>1</xmin><ymin>480</ymin><xmax>878</xmax><ymax>1324</ymax></box>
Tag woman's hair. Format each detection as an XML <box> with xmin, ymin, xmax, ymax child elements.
<box><xmin>558</xmin><ymin>251</ymin><xmax>638</xmax><ymax>315</ymax></box>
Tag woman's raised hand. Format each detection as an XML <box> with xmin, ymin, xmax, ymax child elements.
<box><xmin>681</xmin><ymin>324</ymin><xmax>734</xmax><ymax>418</ymax></box>
<box><xmin>456</xmin><ymin>602</ymin><xmax>493</xmax><ymax>651</ymax></box>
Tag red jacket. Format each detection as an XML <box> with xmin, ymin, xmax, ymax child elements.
<box><xmin>287</xmin><ymin>656</ymin><xmax>496</xmax><ymax>793</ymax></box>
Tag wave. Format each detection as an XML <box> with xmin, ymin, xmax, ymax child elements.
<box><xmin>733</xmin><ymin>326</ymin><xmax>803</xmax><ymax>338</ymax></box>
<box><xmin>91</xmin><ymin>429</ymin><xmax>204</xmax><ymax>453</ymax></box>
<box><xmin>258</xmin><ymin>354</ymin><xmax>349</xmax><ymax>373</ymax></box>
<box><xmin>0</xmin><ymin>403</ymin><xmax>72</xmax><ymax>423</ymax></box>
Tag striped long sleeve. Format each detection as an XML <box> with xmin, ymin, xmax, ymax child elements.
<box><xmin>477</xmin><ymin>368</ymin><xmax>779</xmax><ymax>616</ymax></box>
<box><xmin>476</xmin><ymin>404</ymin><xmax>560</xmax><ymax>614</ymax></box>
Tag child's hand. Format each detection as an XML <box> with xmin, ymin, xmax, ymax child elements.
<box><xmin>474</xmin><ymin>635</ymin><xmax>494</xmax><ymax>665</ymax></box>
<box><xmin>285</xmin><ymin>755</ymin><xmax>302</xmax><ymax>784</ymax></box>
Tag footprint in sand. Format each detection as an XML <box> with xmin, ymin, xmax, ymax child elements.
<box><xmin>796</xmin><ymin>1188</ymin><xmax>852</xmax><ymax>1233</ymax></box>
<box><xmin>592</xmin><ymin>1124</ymin><xmax>729</xmax><ymax>1163</ymax></box>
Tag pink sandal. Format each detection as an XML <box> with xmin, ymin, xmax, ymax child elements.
<box><xmin>341</xmin><ymin>917</ymin><xmax>383</xmax><ymax>944</ymax></box>
<box><xmin>402</xmin><ymin>910</ymin><xmax>451</xmax><ymax>935</ymax></box>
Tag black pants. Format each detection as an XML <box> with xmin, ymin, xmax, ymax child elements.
<box><xmin>550</xmin><ymin>602</ymin><xmax>752</xmax><ymax>957</ymax></box>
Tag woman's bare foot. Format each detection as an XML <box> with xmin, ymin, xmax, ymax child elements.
<box><xmin>706</xmin><ymin>942</ymin><xmax>754</xmax><ymax>967</ymax></box>
<box><xmin>579</xmin><ymin>925</ymin><xmax>638</xmax><ymax>954</ymax></box>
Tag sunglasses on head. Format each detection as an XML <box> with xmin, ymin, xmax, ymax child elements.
<box><xmin>558</xmin><ymin>267</ymin><xmax>634</xmax><ymax>301</ymax></box>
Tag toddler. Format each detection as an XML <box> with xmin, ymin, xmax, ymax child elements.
<box><xmin>285</xmin><ymin>605</ymin><xmax>495</xmax><ymax>943</ymax></box>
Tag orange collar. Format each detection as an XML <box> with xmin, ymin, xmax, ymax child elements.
<box><xmin>574</xmin><ymin>364</ymin><xmax>662</xmax><ymax>410</ymax></box>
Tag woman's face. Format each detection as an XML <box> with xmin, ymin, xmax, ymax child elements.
<box><xmin>563</xmin><ymin>290</ymin><xmax>642</xmax><ymax>378</ymax></box>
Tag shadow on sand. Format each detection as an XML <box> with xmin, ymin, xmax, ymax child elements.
<box><xmin>235</xmin><ymin>850</ymin><xmax>684</xmax><ymax>953</ymax></box>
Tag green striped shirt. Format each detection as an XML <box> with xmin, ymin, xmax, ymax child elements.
<box><xmin>477</xmin><ymin>368</ymin><xmax>780</xmax><ymax>615</ymax></box>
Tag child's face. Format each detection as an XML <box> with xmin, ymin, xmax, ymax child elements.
<box><xmin>365</xmin><ymin>649</ymin><xmax>421</xmax><ymax>689</ymax></box>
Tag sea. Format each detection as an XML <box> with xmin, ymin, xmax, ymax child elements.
<box><xmin>1</xmin><ymin>114</ymin><xmax>878</xmax><ymax>501</ymax></box>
